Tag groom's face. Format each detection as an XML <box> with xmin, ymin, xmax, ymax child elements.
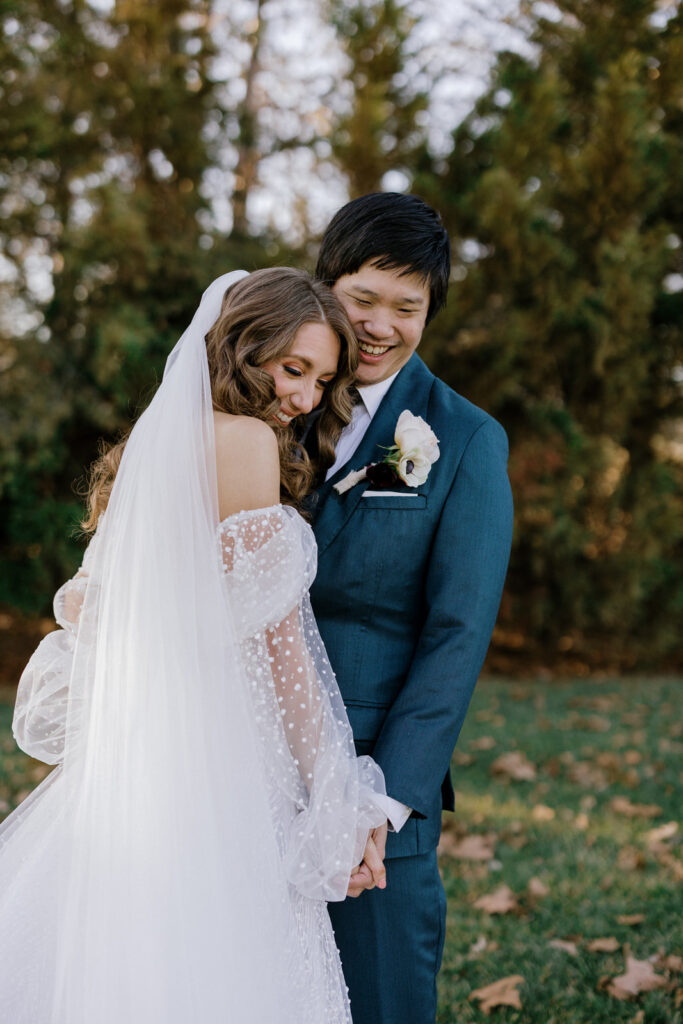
<box><xmin>332</xmin><ymin>262</ymin><xmax>430</xmax><ymax>386</ymax></box>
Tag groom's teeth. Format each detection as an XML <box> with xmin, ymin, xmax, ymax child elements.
<box><xmin>358</xmin><ymin>341</ymin><xmax>390</xmax><ymax>356</ymax></box>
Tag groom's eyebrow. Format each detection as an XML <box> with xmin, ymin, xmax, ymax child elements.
<box><xmin>350</xmin><ymin>286</ymin><xmax>425</xmax><ymax>307</ymax></box>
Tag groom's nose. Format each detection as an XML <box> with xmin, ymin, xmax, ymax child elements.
<box><xmin>362</xmin><ymin>309</ymin><xmax>394</xmax><ymax>340</ymax></box>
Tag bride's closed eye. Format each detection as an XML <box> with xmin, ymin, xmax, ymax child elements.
<box><xmin>284</xmin><ymin>365</ymin><xmax>332</xmax><ymax>390</ymax></box>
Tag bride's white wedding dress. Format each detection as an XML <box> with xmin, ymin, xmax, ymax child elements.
<box><xmin>0</xmin><ymin>272</ymin><xmax>386</xmax><ymax>1022</ymax></box>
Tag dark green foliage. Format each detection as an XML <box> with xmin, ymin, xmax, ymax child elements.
<box><xmin>327</xmin><ymin>0</ymin><xmax>427</xmax><ymax>195</ymax></box>
<box><xmin>1</xmin><ymin>0</ymin><xmax>680</xmax><ymax>669</ymax></box>
<box><xmin>418</xmin><ymin>0</ymin><xmax>683</xmax><ymax>669</ymax></box>
<box><xmin>0</xmin><ymin>0</ymin><xmax>275</xmax><ymax>610</ymax></box>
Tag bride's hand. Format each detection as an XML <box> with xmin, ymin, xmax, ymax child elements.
<box><xmin>346</xmin><ymin>826</ymin><xmax>388</xmax><ymax>898</ymax></box>
<box><xmin>370</xmin><ymin>821</ymin><xmax>388</xmax><ymax>862</ymax></box>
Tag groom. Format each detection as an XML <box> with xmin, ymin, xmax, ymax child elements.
<box><xmin>309</xmin><ymin>192</ymin><xmax>513</xmax><ymax>1023</ymax></box>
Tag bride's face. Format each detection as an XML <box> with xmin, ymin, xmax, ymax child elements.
<box><xmin>261</xmin><ymin>321</ymin><xmax>340</xmax><ymax>426</ymax></box>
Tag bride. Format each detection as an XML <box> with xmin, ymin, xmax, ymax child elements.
<box><xmin>0</xmin><ymin>268</ymin><xmax>389</xmax><ymax>1023</ymax></box>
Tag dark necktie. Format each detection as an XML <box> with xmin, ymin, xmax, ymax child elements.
<box><xmin>349</xmin><ymin>386</ymin><xmax>364</xmax><ymax>409</ymax></box>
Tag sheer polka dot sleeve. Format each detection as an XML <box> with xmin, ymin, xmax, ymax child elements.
<box><xmin>218</xmin><ymin>505</ymin><xmax>387</xmax><ymax>901</ymax></box>
<box><xmin>13</xmin><ymin>530</ymin><xmax>101</xmax><ymax>765</ymax></box>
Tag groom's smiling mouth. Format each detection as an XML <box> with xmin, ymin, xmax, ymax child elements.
<box><xmin>358</xmin><ymin>340</ymin><xmax>393</xmax><ymax>360</ymax></box>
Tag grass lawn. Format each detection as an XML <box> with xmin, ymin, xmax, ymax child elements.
<box><xmin>436</xmin><ymin>676</ymin><xmax>681</xmax><ymax>1024</ymax></box>
<box><xmin>1</xmin><ymin>676</ymin><xmax>680</xmax><ymax>1022</ymax></box>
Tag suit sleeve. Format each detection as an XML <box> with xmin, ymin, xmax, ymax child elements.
<box><xmin>371</xmin><ymin>417</ymin><xmax>513</xmax><ymax>817</ymax></box>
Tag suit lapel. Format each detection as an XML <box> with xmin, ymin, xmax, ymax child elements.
<box><xmin>313</xmin><ymin>355</ymin><xmax>434</xmax><ymax>555</ymax></box>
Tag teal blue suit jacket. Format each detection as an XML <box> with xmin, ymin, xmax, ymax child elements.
<box><xmin>309</xmin><ymin>354</ymin><xmax>513</xmax><ymax>858</ymax></box>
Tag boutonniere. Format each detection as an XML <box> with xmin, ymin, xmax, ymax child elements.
<box><xmin>334</xmin><ymin>410</ymin><xmax>440</xmax><ymax>494</ymax></box>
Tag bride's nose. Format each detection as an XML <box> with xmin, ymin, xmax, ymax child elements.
<box><xmin>291</xmin><ymin>379</ymin><xmax>316</xmax><ymax>414</ymax></box>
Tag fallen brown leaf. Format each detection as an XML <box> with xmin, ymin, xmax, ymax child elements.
<box><xmin>475</xmin><ymin>708</ymin><xmax>505</xmax><ymax>726</ymax></box>
<box><xmin>490</xmin><ymin>751</ymin><xmax>537</xmax><ymax>782</ymax></box>
<box><xmin>588</xmin><ymin>937</ymin><xmax>620</xmax><ymax>953</ymax></box>
<box><xmin>470</xmin><ymin>735</ymin><xmax>497</xmax><ymax>751</ymax></box>
<box><xmin>531</xmin><ymin>803</ymin><xmax>555</xmax><ymax>822</ymax></box>
<box><xmin>474</xmin><ymin>884</ymin><xmax>518</xmax><ymax>915</ymax></box>
<box><xmin>548</xmin><ymin>938</ymin><xmax>579</xmax><ymax>955</ymax></box>
<box><xmin>607</xmin><ymin>953</ymin><xmax>668</xmax><ymax>999</ymax></box>
<box><xmin>575</xmin><ymin>812</ymin><xmax>590</xmax><ymax>830</ymax></box>
<box><xmin>610</xmin><ymin>796</ymin><xmax>662</xmax><ymax>819</ymax></box>
<box><xmin>617</xmin><ymin>914</ymin><xmax>645</xmax><ymax>926</ymax></box>
<box><xmin>527</xmin><ymin>877</ymin><xmax>549</xmax><ymax>898</ymax></box>
<box><xmin>618</xmin><ymin>847</ymin><xmax>646</xmax><ymax>872</ymax></box>
<box><xmin>653</xmin><ymin>952</ymin><xmax>683</xmax><ymax>972</ymax></box>
<box><xmin>656</xmin><ymin>851</ymin><xmax>683</xmax><ymax>881</ymax></box>
<box><xmin>439</xmin><ymin>833</ymin><xmax>496</xmax><ymax>861</ymax></box>
<box><xmin>568</xmin><ymin>694</ymin><xmax>622</xmax><ymax>712</ymax></box>
<box><xmin>469</xmin><ymin>975</ymin><xmax>524</xmax><ymax>1013</ymax></box>
<box><xmin>622</xmin><ymin>768</ymin><xmax>641</xmax><ymax>788</ymax></box>
<box><xmin>452</xmin><ymin>749</ymin><xmax>474</xmax><ymax>766</ymax></box>
<box><xmin>568</xmin><ymin>760</ymin><xmax>609</xmax><ymax>790</ymax></box>
<box><xmin>596</xmin><ymin>752</ymin><xmax>621</xmax><ymax>771</ymax></box>
<box><xmin>573</xmin><ymin>713</ymin><xmax>612</xmax><ymax>732</ymax></box>
<box><xmin>645</xmin><ymin>821</ymin><xmax>678</xmax><ymax>846</ymax></box>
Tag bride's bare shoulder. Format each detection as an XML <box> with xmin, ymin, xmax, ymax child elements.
<box><xmin>213</xmin><ymin>412</ymin><xmax>280</xmax><ymax>518</ymax></box>
<box><xmin>213</xmin><ymin>411</ymin><xmax>277</xmax><ymax>446</ymax></box>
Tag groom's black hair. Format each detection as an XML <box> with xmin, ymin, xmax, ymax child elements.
<box><xmin>315</xmin><ymin>192</ymin><xmax>451</xmax><ymax>325</ymax></box>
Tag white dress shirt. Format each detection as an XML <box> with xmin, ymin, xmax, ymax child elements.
<box><xmin>326</xmin><ymin>371</ymin><xmax>412</xmax><ymax>834</ymax></box>
<box><xmin>326</xmin><ymin>372</ymin><xmax>400</xmax><ymax>481</ymax></box>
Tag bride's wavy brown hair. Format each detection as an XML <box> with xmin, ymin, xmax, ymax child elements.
<box><xmin>83</xmin><ymin>268</ymin><xmax>358</xmax><ymax>530</ymax></box>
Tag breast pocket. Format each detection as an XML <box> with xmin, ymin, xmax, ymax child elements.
<box><xmin>359</xmin><ymin>495</ymin><xmax>428</xmax><ymax>510</ymax></box>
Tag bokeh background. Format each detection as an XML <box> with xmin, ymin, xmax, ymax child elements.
<box><xmin>0</xmin><ymin>2</ymin><xmax>681</xmax><ymax>1020</ymax></box>
<box><xmin>2</xmin><ymin>0</ymin><xmax>681</xmax><ymax>677</ymax></box>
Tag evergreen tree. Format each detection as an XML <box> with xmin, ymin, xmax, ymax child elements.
<box><xmin>0</xmin><ymin>0</ymin><xmax>243</xmax><ymax>609</ymax></box>
<box><xmin>327</xmin><ymin>0</ymin><xmax>427</xmax><ymax>195</ymax></box>
<box><xmin>418</xmin><ymin>0</ymin><xmax>682</xmax><ymax>668</ymax></box>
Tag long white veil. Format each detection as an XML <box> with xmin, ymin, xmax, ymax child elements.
<box><xmin>0</xmin><ymin>270</ymin><xmax>385</xmax><ymax>1023</ymax></box>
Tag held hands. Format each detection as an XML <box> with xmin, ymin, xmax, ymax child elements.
<box><xmin>347</xmin><ymin>823</ymin><xmax>388</xmax><ymax>898</ymax></box>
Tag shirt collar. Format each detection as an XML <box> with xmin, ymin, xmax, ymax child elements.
<box><xmin>356</xmin><ymin>370</ymin><xmax>400</xmax><ymax>419</ymax></box>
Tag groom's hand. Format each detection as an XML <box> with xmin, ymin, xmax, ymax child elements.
<box><xmin>347</xmin><ymin>830</ymin><xmax>387</xmax><ymax>897</ymax></box>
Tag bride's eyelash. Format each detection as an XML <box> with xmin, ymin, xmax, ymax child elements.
<box><xmin>284</xmin><ymin>365</ymin><xmax>331</xmax><ymax>388</ymax></box>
